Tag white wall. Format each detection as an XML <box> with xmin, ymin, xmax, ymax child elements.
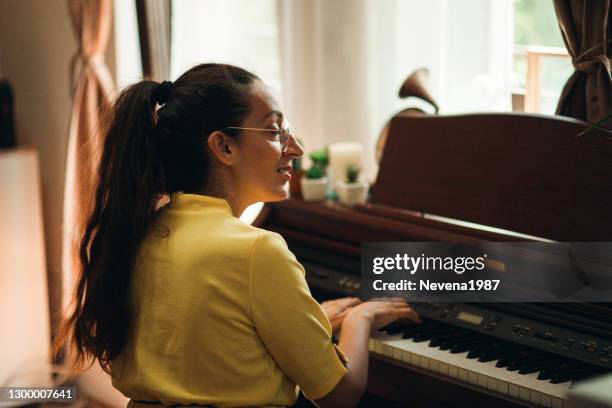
<box><xmin>0</xmin><ymin>0</ymin><xmax>78</xmax><ymax>332</ymax></box>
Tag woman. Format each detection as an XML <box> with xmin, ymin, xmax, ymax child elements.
<box><xmin>55</xmin><ymin>63</ymin><xmax>420</xmax><ymax>408</ymax></box>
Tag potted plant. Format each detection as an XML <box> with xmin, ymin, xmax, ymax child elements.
<box><xmin>336</xmin><ymin>165</ymin><xmax>368</xmax><ymax>206</ymax></box>
<box><xmin>309</xmin><ymin>147</ymin><xmax>329</xmax><ymax>172</ymax></box>
<box><xmin>300</xmin><ymin>165</ymin><xmax>327</xmax><ymax>201</ymax></box>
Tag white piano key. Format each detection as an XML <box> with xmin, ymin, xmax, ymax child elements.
<box><xmin>458</xmin><ymin>367</ymin><xmax>469</xmax><ymax>382</ymax></box>
<box><xmin>519</xmin><ymin>386</ymin><xmax>530</xmax><ymax>401</ymax></box>
<box><xmin>439</xmin><ymin>362</ymin><xmax>449</xmax><ymax>376</ymax></box>
<box><xmin>477</xmin><ymin>374</ymin><xmax>488</xmax><ymax>388</ymax></box>
<box><xmin>530</xmin><ymin>389</ymin><xmax>542</xmax><ymax>405</ymax></box>
<box><xmin>551</xmin><ymin>396</ymin><xmax>564</xmax><ymax>408</ymax></box>
<box><xmin>370</xmin><ymin>334</ymin><xmax>572</xmax><ymax>407</ymax></box>
<box><xmin>487</xmin><ymin>377</ymin><xmax>498</xmax><ymax>392</ymax></box>
<box><xmin>466</xmin><ymin>369</ymin><xmax>476</xmax><ymax>384</ymax></box>
<box><xmin>430</xmin><ymin>359</ymin><xmax>439</xmax><ymax>373</ymax></box>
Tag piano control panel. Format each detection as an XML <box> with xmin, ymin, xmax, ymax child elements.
<box><xmin>410</xmin><ymin>302</ymin><xmax>612</xmax><ymax>369</ymax></box>
<box><xmin>302</xmin><ymin>262</ymin><xmax>612</xmax><ymax>369</ymax></box>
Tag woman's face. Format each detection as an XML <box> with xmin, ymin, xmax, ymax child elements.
<box><xmin>230</xmin><ymin>81</ymin><xmax>303</xmax><ymax>205</ymax></box>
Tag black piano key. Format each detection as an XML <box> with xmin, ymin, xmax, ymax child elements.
<box><xmin>466</xmin><ymin>342</ymin><xmax>506</xmax><ymax>359</ymax></box>
<box><xmin>477</xmin><ymin>346</ymin><xmax>518</xmax><ymax>362</ymax></box>
<box><xmin>443</xmin><ymin>336</ymin><xmax>489</xmax><ymax>352</ymax></box>
<box><xmin>380</xmin><ymin>319</ymin><xmax>431</xmax><ymax>334</ymax></box>
<box><xmin>538</xmin><ymin>362</ymin><xmax>574</xmax><ymax>380</ymax></box>
<box><xmin>413</xmin><ymin>327</ymin><xmax>454</xmax><ymax>343</ymax></box>
<box><xmin>432</xmin><ymin>331</ymin><xmax>478</xmax><ymax>348</ymax></box>
<box><xmin>400</xmin><ymin>322</ymin><xmax>438</xmax><ymax>338</ymax></box>
<box><xmin>518</xmin><ymin>358</ymin><xmax>561</xmax><ymax>374</ymax></box>
<box><xmin>449</xmin><ymin>340</ymin><xmax>488</xmax><ymax>354</ymax></box>
<box><xmin>496</xmin><ymin>350</ymin><xmax>533</xmax><ymax>368</ymax></box>
<box><xmin>551</xmin><ymin>367</ymin><xmax>599</xmax><ymax>384</ymax></box>
<box><xmin>429</xmin><ymin>330</ymin><xmax>465</xmax><ymax>348</ymax></box>
<box><xmin>507</xmin><ymin>354</ymin><xmax>551</xmax><ymax>372</ymax></box>
<box><xmin>385</xmin><ymin>324</ymin><xmax>416</xmax><ymax>335</ymax></box>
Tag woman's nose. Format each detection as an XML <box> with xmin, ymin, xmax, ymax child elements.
<box><xmin>284</xmin><ymin>134</ymin><xmax>304</xmax><ymax>158</ymax></box>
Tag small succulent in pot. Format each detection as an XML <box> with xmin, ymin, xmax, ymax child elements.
<box><xmin>337</xmin><ymin>165</ymin><xmax>368</xmax><ymax>206</ymax></box>
<box><xmin>309</xmin><ymin>148</ymin><xmax>329</xmax><ymax>174</ymax></box>
<box><xmin>346</xmin><ymin>165</ymin><xmax>360</xmax><ymax>184</ymax></box>
<box><xmin>300</xmin><ymin>157</ymin><xmax>328</xmax><ymax>201</ymax></box>
<box><xmin>306</xmin><ymin>165</ymin><xmax>324</xmax><ymax>179</ymax></box>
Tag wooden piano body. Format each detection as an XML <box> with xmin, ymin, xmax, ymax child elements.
<box><xmin>255</xmin><ymin>113</ymin><xmax>612</xmax><ymax>407</ymax></box>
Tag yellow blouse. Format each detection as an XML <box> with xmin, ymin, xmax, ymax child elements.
<box><xmin>111</xmin><ymin>193</ymin><xmax>347</xmax><ymax>407</ymax></box>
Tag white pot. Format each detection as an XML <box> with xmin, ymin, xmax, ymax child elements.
<box><xmin>336</xmin><ymin>181</ymin><xmax>368</xmax><ymax>206</ymax></box>
<box><xmin>301</xmin><ymin>177</ymin><xmax>327</xmax><ymax>201</ymax></box>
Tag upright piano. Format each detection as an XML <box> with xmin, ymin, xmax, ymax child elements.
<box><xmin>255</xmin><ymin>113</ymin><xmax>612</xmax><ymax>408</ymax></box>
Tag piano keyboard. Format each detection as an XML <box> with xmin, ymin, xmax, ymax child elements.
<box><xmin>370</xmin><ymin>319</ymin><xmax>608</xmax><ymax>408</ymax></box>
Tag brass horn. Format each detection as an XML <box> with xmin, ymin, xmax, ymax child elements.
<box><xmin>374</xmin><ymin>68</ymin><xmax>440</xmax><ymax>164</ymax></box>
<box><xmin>398</xmin><ymin>68</ymin><xmax>439</xmax><ymax>113</ymax></box>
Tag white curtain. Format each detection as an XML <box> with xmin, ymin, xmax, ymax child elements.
<box><xmin>277</xmin><ymin>0</ymin><xmax>514</xmax><ymax>179</ymax></box>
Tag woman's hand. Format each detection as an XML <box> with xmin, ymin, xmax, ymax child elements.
<box><xmin>321</xmin><ymin>297</ymin><xmax>362</xmax><ymax>333</ymax></box>
<box><xmin>346</xmin><ymin>298</ymin><xmax>421</xmax><ymax>333</ymax></box>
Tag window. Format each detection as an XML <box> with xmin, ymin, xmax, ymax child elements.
<box><xmin>113</xmin><ymin>0</ymin><xmax>282</xmax><ymax>96</ymax></box>
<box><xmin>171</xmin><ymin>0</ymin><xmax>282</xmax><ymax>96</ymax></box>
<box><xmin>512</xmin><ymin>0</ymin><xmax>572</xmax><ymax>114</ymax></box>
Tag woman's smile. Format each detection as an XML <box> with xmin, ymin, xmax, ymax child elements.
<box><xmin>276</xmin><ymin>165</ymin><xmax>292</xmax><ymax>181</ymax></box>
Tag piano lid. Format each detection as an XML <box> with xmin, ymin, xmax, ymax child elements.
<box><xmin>371</xmin><ymin>113</ymin><xmax>612</xmax><ymax>242</ymax></box>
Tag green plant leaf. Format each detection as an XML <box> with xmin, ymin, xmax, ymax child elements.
<box><xmin>306</xmin><ymin>166</ymin><xmax>324</xmax><ymax>179</ymax></box>
<box><xmin>577</xmin><ymin>112</ymin><xmax>612</xmax><ymax>138</ymax></box>
<box><xmin>346</xmin><ymin>165</ymin><xmax>360</xmax><ymax>183</ymax></box>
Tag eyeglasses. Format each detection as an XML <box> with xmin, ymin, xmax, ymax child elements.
<box><xmin>225</xmin><ymin>120</ymin><xmax>295</xmax><ymax>153</ymax></box>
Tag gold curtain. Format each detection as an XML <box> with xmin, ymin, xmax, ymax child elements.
<box><xmin>554</xmin><ymin>0</ymin><xmax>612</xmax><ymax>128</ymax></box>
<box><xmin>62</xmin><ymin>0</ymin><xmax>115</xmax><ymax>308</ymax></box>
<box><xmin>135</xmin><ymin>0</ymin><xmax>172</xmax><ymax>81</ymax></box>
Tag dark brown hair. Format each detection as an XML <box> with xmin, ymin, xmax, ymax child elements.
<box><xmin>53</xmin><ymin>63</ymin><xmax>259</xmax><ymax>373</ymax></box>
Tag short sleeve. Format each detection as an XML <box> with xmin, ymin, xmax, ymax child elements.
<box><xmin>248</xmin><ymin>232</ymin><xmax>348</xmax><ymax>400</ymax></box>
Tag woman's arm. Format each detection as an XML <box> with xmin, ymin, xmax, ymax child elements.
<box><xmin>315</xmin><ymin>300</ymin><xmax>421</xmax><ymax>408</ymax></box>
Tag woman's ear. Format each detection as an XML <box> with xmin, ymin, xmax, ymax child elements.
<box><xmin>207</xmin><ymin>131</ymin><xmax>237</xmax><ymax>166</ymax></box>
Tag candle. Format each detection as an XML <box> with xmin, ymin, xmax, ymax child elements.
<box><xmin>328</xmin><ymin>142</ymin><xmax>364</xmax><ymax>191</ymax></box>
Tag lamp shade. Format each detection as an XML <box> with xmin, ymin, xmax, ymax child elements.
<box><xmin>0</xmin><ymin>148</ymin><xmax>50</xmax><ymax>389</ymax></box>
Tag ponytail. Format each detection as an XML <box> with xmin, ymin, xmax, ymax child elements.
<box><xmin>54</xmin><ymin>80</ymin><xmax>165</xmax><ymax>373</ymax></box>
<box><xmin>54</xmin><ymin>63</ymin><xmax>259</xmax><ymax>374</ymax></box>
